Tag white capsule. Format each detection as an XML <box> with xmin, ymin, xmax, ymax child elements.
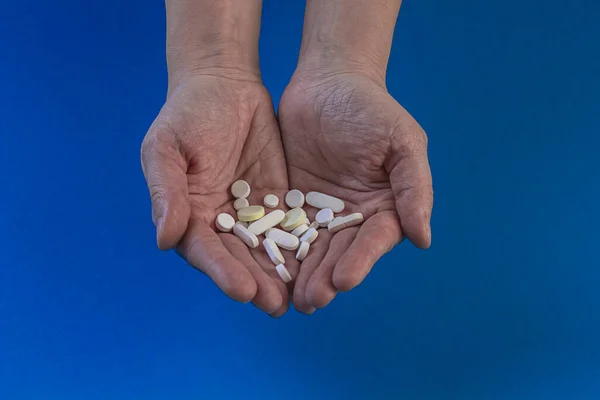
<box><xmin>263</xmin><ymin>238</ymin><xmax>285</xmax><ymax>265</ymax></box>
<box><xmin>276</xmin><ymin>263</ymin><xmax>292</xmax><ymax>283</ymax></box>
<box><xmin>263</xmin><ymin>194</ymin><xmax>279</xmax><ymax>208</ymax></box>
<box><xmin>327</xmin><ymin>217</ymin><xmax>347</xmax><ymax>233</ymax></box>
<box><xmin>342</xmin><ymin>212</ymin><xmax>364</xmax><ymax>228</ymax></box>
<box><xmin>315</xmin><ymin>208</ymin><xmax>334</xmax><ymax>227</ymax></box>
<box><xmin>295</xmin><ymin>241</ymin><xmax>310</xmax><ymax>261</ymax></box>
<box><xmin>215</xmin><ymin>213</ymin><xmax>235</xmax><ymax>232</ymax></box>
<box><xmin>231</xmin><ymin>180</ymin><xmax>251</xmax><ymax>199</ymax></box>
<box><xmin>233</xmin><ymin>221</ymin><xmax>259</xmax><ymax>248</ymax></box>
<box><xmin>249</xmin><ymin>209</ymin><xmax>286</xmax><ymax>236</ymax></box>
<box><xmin>327</xmin><ymin>213</ymin><xmax>364</xmax><ymax>233</ymax></box>
<box><xmin>291</xmin><ymin>224</ymin><xmax>309</xmax><ymax>237</ymax></box>
<box><xmin>306</xmin><ymin>192</ymin><xmax>345</xmax><ymax>213</ymax></box>
<box><xmin>300</xmin><ymin>227</ymin><xmax>319</xmax><ymax>244</ymax></box>
<box><xmin>285</xmin><ymin>189</ymin><xmax>305</xmax><ymax>208</ymax></box>
<box><xmin>265</xmin><ymin>228</ymin><xmax>300</xmax><ymax>251</ymax></box>
<box><xmin>233</xmin><ymin>197</ymin><xmax>249</xmax><ymax>211</ymax></box>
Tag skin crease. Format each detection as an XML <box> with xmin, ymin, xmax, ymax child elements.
<box><xmin>279</xmin><ymin>71</ymin><xmax>433</xmax><ymax>314</ymax></box>
<box><xmin>141</xmin><ymin>74</ymin><xmax>299</xmax><ymax>317</ymax></box>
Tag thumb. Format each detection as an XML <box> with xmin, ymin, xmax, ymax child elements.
<box><xmin>141</xmin><ymin>131</ymin><xmax>190</xmax><ymax>250</ymax></box>
<box><xmin>387</xmin><ymin>122</ymin><xmax>433</xmax><ymax>249</ymax></box>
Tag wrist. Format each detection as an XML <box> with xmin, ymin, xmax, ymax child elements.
<box><xmin>165</xmin><ymin>0</ymin><xmax>263</xmax><ymax>86</ymax></box>
<box><xmin>295</xmin><ymin>49</ymin><xmax>387</xmax><ymax>88</ymax></box>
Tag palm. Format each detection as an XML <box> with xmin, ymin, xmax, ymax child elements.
<box><xmin>142</xmin><ymin>76</ymin><xmax>297</xmax><ymax>316</ymax></box>
<box><xmin>279</xmin><ymin>73</ymin><xmax>433</xmax><ymax>313</ymax></box>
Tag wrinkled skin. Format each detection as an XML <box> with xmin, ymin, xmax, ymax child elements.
<box><xmin>279</xmin><ymin>71</ymin><xmax>433</xmax><ymax>314</ymax></box>
<box><xmin>141</xmin><ymin>75</ymin><xmax>298</xmax><ymax>317</ymax></box>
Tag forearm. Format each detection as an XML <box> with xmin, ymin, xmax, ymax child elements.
<box><xmin>298</xmin><ymin>0</ymin><xmax>402</xmax><ymax>84</ymax></box>
<box><xmin>166</xmin><ymin>0</ymin><xmax>263</xmax><ymax>85</ymax></box>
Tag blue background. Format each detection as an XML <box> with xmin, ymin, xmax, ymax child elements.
<box><xmin>1</xmin><ymin>0</ymin><xmax>599</xmax><ymax>398</ymax></box>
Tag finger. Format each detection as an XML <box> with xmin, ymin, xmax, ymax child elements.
<box><xmin>141</xmin><ymin>130</ymin><xmax>190</xmax><ymax>250</ymax></box>
<box><xmin>221</xmin><ymin>234</ymin><xmax>283</xmax><ymax>314</ymax></box>
<box><xmin>292</xmin><ymin>233</ymin><xmax>331</xmax><ymax>314</ymax></box>
<box><xmin>178</xmin><ymin>220</ymin><xmax>257</xmax><ymax>303</ymax></box>
<box><xmin>305</xmin><ymin>228</ymin><xmax>357</xmax><ymax>309</ymax></box>
<box><xmin>333</xmin><ymin>211</ymin><xmax>402</xmax><ymax>292</ymax></box>
<box><xmin>387</xmin><ymin>126</ymin><xmax>433</xmax><ymax>249</ymax></box>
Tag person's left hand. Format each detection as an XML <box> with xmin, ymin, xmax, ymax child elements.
<box><xmin>278</xmin><ymin>71</ymin><xmax>434</xmax><ymax>314</ymax></box>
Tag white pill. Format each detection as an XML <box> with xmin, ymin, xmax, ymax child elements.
<box><xmin>263</xmin><ymin>194</ymin><xmax>279</xmax><ymax>208</ymax></box>
<box><xmin>276</xmin><ymin>263</ymin><xmax>292</xmax><ymax>283</ymax></box>
<box><xmin>306</xmin><ymin>192</ymin><xmax>345</xmax><ymax>213</ymax></box>
<box><xmin>266</xmin><ymin>228</ymin><xmax>300</xmax><ymax>251</ymax></box>
<box><xmin>280</xmin><ymin>208</ymin><xmax>307</xmax><ymax>231</ymax></box>
<box><xmin>291</xmin><ymin>224</ymin><xmax>309</xmax><ymax>237</ymax></box>
<box><xmin>233</xmin><ymin>221</ymin><xmax>259</xmax><ymax>248</ymax></box>
<box><xmin>300</xmin><ymin>227</ymin><xmax>319</xmax><ymax>244</ymax></box>
<box><xmin>309</xmin><ymin>221</ymin><xmax>320</xmax><ymax>230</ymax></box>
<box><xmin>215</xmin><ymin>213</ymin><xmax>235</xmax><ymax>232</ymax></box>
<box><xmin>263</xmin><ymin>238</ymin><xmax>285</xmax><ymax>265</ymax></box>
<box><xmin>249</xmin><ymin>209</ymin><xmax>286</xmax><ymax>236</ymax></box>
<box><xmin>315</xmin><ymin>208</ymin><xmax>334</xmax><ymax>227</ymax></box>
<box><xmin>327</xmin><ymin>213</ymin><xmax>364</xmax><ymax>233</ymax></box>
<box><xmin>342</xmin><ymin>212</ymin><xmax>364</xmax><ymax>228</ymax></box>
<box><xmin>327</xmin><ymin>217</ymin><xmax>347</xmax><ymax>233</ymax></box>
<box><xmin>231</xmin><ymin>180</ymin><xmax>251</xmax><ymax>199</ymax></box>
<box><xmin>285</xmin><ymin>189</ymin><xmax>305</xmax><ymax>208</ymax></box>
<box><xmin>295</xmin><ymin>241</ymin><xmax>310</xmax><ymax>261</ymax></box>
<box><xmin>233</xmin><ymin>197</ymin><xmax>249</xmax><ymax>210</ymax></box>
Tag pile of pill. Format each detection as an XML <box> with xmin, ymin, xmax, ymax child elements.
<box><xmin>215</xmin><ymin>180</ymin><xmax>364</xmax><ymax>284</ymax></box>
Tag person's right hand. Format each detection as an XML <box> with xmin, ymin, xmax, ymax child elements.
<box><xmin>141</xmin><ymin>74</ymin><xmax>296</xmax><ymax>317</ymax></box>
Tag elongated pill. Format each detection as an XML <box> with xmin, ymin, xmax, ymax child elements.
<box><xmin>233</xmin><ymin>197</ymin><xmax>249</xmax><ymax>211</ymax></box>
<box><xmin>276</xmin><ymin>264</ymin><xmax>292</xmax><ymax>283</ymax></box>
<box><xmin>342</xmin><ymin>212</ymin><xmax>364</xmax><ymax>228</ymax></box>
<box><xmin>237</xmin><ymin>206</ymin><xmax>265</xmax><ymax>222</ymax></box>
<box><xmin>263</xmin><ymin>194</ymin><xmax>279</xmax><ymax>208</ymax></box>
<box><xmin>263</xmin><ymin>238</ymin><xmax>285</xmax><ymax>265</ymax></box>
<box><xmin>280</xmin><ymin>208</ymin><xmax>307</xmax><ymax>231</ymax></box>
<box><xmin>249</xmin><ymin>209</ymin><xmax>286</xmax><ymax>236</ymax></box>
<box><xmin>231</xmin><ymin>180</ymin><xmax>251</xmax><ymax>198</ymax></box>
<box><xmin>233</xmin><ymin>221</ymin><xmax>259</xmax><ymax>248</ymax></box>
<box><xmin>215</xmin><ymin>213</ymin><xmax>235</xmax><ymax>232</ymax></box>
<box><xmin>291</xmin><ymin>224</ymin><xmax>309</xmax><ymax>237</ymax></box>
<box><xmin>296</xmin><ymin>241</ymin><xmax>310</xmax><ymax>261</ymax></box>
<box><xmin>266</xmin><ymin>228</ymin><xmax>300</xmax><ymax>251</ymax></box>
<box><xmin>285</xmin><ymin>189</ymin><xmax>305</xmax><ymax>208</ymax></box>
<box><xmin>306</xmin><ymin>192</ymin><xmax>345</xmax><ymax>213</ymax></box>
<box><xmin>315</xmin><ymin>208</ymin><xmax>334</xmax><ymax>227</ymax></box>
<box><xmin>300</xmin><ymin>227</ymin><xmax>319</xmax><ymax>244</ymax></box>
<box><xmin>327</xmin><ymin>217</ymin><xmax>347</xmax><ymax>233</ymax></box>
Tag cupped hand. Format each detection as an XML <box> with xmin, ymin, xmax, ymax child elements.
<box><xmin>279</xmin><ymin>72</ymin><xmax>433</xmax><ymax>314</ymax></box>
<box><xmin>141</xmin><ymin>74</ymin><xmax>298</xmax><ymax>316</ymax></box>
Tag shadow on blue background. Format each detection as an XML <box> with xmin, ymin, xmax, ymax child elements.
<box><xmin>1</xmin><ymin>1</ymin><xmax>599</xmax><ymax>399</ymax></box>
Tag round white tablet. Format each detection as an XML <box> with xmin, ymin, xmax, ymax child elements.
<box><xmin>315</xmin><ymin>208</ymin><xmax>334</xmax><ymax>227</ymax></box>
<box><xmin>285</xmin><ymin>189</ymin><xmax>305</xmax><ymax>208</ymax></box>
<box><xmin>263</xmin><ymin>194</ymin><xmax>279</xmax><ymax>208</ymax></box>
<box><xmin>215</xmin><ymin>213</ymin><xmax>235</xmax><ymax>232</ymax></box>
<box><xmin>231</xmin><ymin>180</ymin><xmax>251</xmax><ymax>199</ymax></box>
<box><xmin>233</xmin><ymin>197</ymin><xmax>249</xmax><ymax>211</ymax></box>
